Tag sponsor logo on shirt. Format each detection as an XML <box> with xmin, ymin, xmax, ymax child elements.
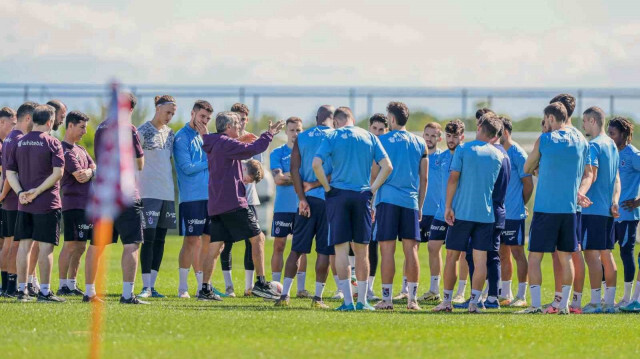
<box><xmin>18</xmin><ymin>140</ymin><xmax>44</xmax><ymax>147</ymax></box>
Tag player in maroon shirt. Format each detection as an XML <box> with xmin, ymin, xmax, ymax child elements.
<box><xmin>0</xmin><ymin>106</ymin><xmax>16</xmax><ymax>296</ymax></box>
<box><xmin>6</xmin><ymin>104</ymin><xmax>65</xmax><ymax>302</ymax></box>
<box><xmin>56</xmin><ymin>111</ymin><xmax>96</xmax><ymax>297</ymax></box>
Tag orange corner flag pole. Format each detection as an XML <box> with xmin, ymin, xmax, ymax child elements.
<box><xmin>89</xmin><ymin>218</ymin><xmax>113</xmax><ymax>359</ymax></box>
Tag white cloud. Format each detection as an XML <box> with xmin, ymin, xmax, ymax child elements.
<box><xmin>0</xmin><ymin>0</ymin><xmax>638</xmax><ymax>88</ymax></box>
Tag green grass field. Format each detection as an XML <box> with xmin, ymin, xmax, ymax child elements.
<box><xmin>2</xmin><ymin>236</ymin><xmax>640</xmax><ymax>358</ymax></box>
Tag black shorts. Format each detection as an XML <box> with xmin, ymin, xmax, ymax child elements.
<box><xmin>1</xmin><ymin>209</ymin><xmax>18</xmax><ymax>238</ymax></box>
<box><xmin>15</xmin><ymin>210</ymin><xmax>61</xmax><ymax>245</ymax></box>
<box><xmin>209</xmin><ymin>207</ymin><xmax>261</xmax><ymax>243</ymax></box>
<box><xmin>141</xmin><ymin>198</ymin><xmax>177</xmax><ymax>229</ymax></box>
<box><xmin>63</xmin><ymin>209</ymin><xmax>93</xmax><ymax>242</ymax></box>
<box><xmin>102</xmin><ymin>201</ymin><xmax>144</xmax><ymax>246</ymax></box>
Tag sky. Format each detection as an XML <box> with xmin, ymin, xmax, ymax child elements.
<box><xmin>1</xmin><ymin>0</ymin><xmax>639</xmax><ymax>120</ymax></box>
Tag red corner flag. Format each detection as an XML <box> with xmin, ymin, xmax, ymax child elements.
<box><xmin>87</xmin><ymin>82</ymin><xmax>137</xmax><ymax>359</ymax></box>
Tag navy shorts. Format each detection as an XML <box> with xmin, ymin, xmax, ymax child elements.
<box><xmin>271</xmin><ymin>212</ymin><xmax>295</xmax><ymax>238</ymax></box>
<box><xmin>419</xmin><ymin>215</ymin><xmax>434</xmax><ymax>242</ymax></box>
<box><xmin>325</xmin><ymin>187</ymin><xmax>373</xmax><ymax>245</ymax></box>
<box><xmin>63</xmin><ymin>209</ymin><xmax>93</xmax><ymax>242</ymax></box>
<box><xmin>374</xmin><ymin>203</ymin><xmax>420</xmax><ymax>242</ymax></box>
<box><xmin>581</xmin><ymin>214</ymin><xmax>615</xmax><ymax>250</ymax></box>
<box><xmin>141</xmin><ymin>198</ymin><xmax>176</xmax><ymax>229</ymax></box>
<box><xmin>528</xmin><ymin>212</ymin><xmax>577</xmax><ymax>253</ymax></box>
<box><xmin>291</xmin><ymin>197</ymin><xmax>334</xmax><ymax>255</ymax></box>
<box><xmin>428</xmin><ymin>218</ymin><xmax>448</xmax><ymax>241</ymax></box>
<box><xmin>178</xmin><ymin>200</ymin><xmax>210</xmax><ymax>236</ymax></box>
<box><xmin>501</xmin><ymin>219</ymin><xmax>526</xmax><ymax>246</ymax></box>
<box><xmin>445</xmin><ymin>220</ymin><xmax>494</xmax><ymax>252</ymax></box>
<box><xmin>614</xmin><ymin>220</ymin><xmax>639</xmax><ymax>248</ymax></box>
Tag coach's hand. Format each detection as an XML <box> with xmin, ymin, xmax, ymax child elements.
<box><xmin>73</xmin><ymin>169</ymin><xmax>92</xmax><ymax>183</ymax></box>
<box><xmin>622</xmin><ymin>198</ymin><xmax>640</xmax><ymax>211</ymax></box>
<box><xmin>445</xmin><ymin>207</ymin><xmax>455</xmax><ymax>226</ymax></box>
<box><xmin>611</xmin><ymin>203</ymin><xmax>620</xmax><ymax>218</ymax></box>
<box><xmin>298</xmin><ymin>199</ymin><xmax>311</xmax><ymax>218</ymax></box>
<box><xmin>268</xmin><ymin>120</ymin><xmax>285</xmax><ymax>135</ymax></box>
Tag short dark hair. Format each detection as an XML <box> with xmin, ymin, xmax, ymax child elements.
<box><xmin>244</xmin><ymin>159</ymin><xmax>264</xmax><ymax>183</ymax></box>
<box><xmin>46</xmin><ymin>99</ymin><xmax>65</xmax><ymax>114</ymax></box>
<box><xmin>286</xmin><ymin>117</ymin><xmax>302</xmax><ymax>126</ymax></box>
<box><xmin>369</xmin><ymin>113</ymin><xmax>388</xmax><ymax>128</ymax></box>
<box><xmin>0</xmin><ymin>106</ymin><xmax>16</xmax><ymax>119</ymax></box>
<box><xmin>231</xmin><ymin>103</ymin><xmax>250</xmax><ymax>115</ymax></box>
<box><xmin>386</xmin><ymin>101</ymin><xmax>409</xmax><ymax>126</ymax></box>
<box><xmin>316</xmin><ymin>105</ymin><xmax>334</xmax><ymax>124</ymax></box>
<box><xmin>424</xmin><ymin>122</ymin><xmax>442</xmax><ymax>133</ymax></box>
<box><xmin>500</xmin><ymin>116</ymin><xmax>513</xmax><ymax>134</ymax></box>
<box><xmin>16</xmin><ymin>101</ymin><xmax>38</xmax><ymax>122</ymax></box>
<box><xmin>608</xmin><ymin>116</ymin><xmax>634</xmax><ymax>143</ymax></box>
<box><xmin>154</xmin><ymin>95</ymin><xmax>176</xmax><ymax>106</ymax></box>
<box><xmin>445</xmin><ymin>119</ymin><xmax>465</xmax><ymax>135</ymax></box>
<box><xmin>475</xmin><ymin>108</ymin><xmax>494</xmax><ymax>120</ymax></box>
<box><xmin>550</xmin><ymin>94</ymin><xmax>576</xmax><ymax>118</ymax></box>
<box><xmin>334</xmin><ymin>107</ymin><xmax>353</xmax><ymax>123</ymax></box>
<box><xmin>583</xmin><ymin>106</ymin><xmax>606</xmax><ymax>127</ymax></box>
<box><xmin>123</xmin><ymin>92</ymin><xmax>137</xmax><ymax>110</ymax></box>
<box><xmin>193</xmin><ymin>100</ymin><xmax>213</xmax><ymax>113</ymax></box>
<box><xmin>544</xmin><ymin>103</ymin><xmax>568</xmax><ymax>124</ymax></box>
<box><xmin>32</xmin><ymin>104</ymin><xmax>55</xmax><ymax>126</ymax></box>
<box><xmin>478</xmin><ymin>114</ymin><xmax>502</xmax><ymax>138</ymax></box>
<box><xmin>65</xmin><ymin>111</ymin><xmax>90</xmax><ymax>128</ymax></box>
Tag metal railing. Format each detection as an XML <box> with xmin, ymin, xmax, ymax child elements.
<box><xmin>2</xmin><ymin>83</ymin><xmax>639</xmax><ymax>119</ymax></box>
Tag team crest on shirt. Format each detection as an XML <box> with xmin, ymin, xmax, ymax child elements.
<box><xmin>341</xmin><ymin>133</ymin><xmax>348</xmax><ymax>139</ymax></box>
<box><xmin>389</xmin><ymin>137</ymin><xmax>396</xmax><ymax>143</ymax></box>
<box><xmin>621</xmin><ymin>160</ymin><xmax>626</xmax><ymax>167</ymax></box>
<box><xmin>308</xmin><ymin>132</ymin><xmax>315</xmax><ymax>137</ymax></box>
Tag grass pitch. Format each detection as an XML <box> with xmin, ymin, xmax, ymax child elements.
<box><xmin>2</xmin><ymin>236</ymin><xmax>640</xmax><ymax>358</ymax></box>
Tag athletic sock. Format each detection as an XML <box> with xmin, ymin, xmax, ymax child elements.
<box><xmin>142</xmin><ymin>273</ymin><xmax>151</xmax><ymax>289</ymax></box>
<box><xmin>178</xmin><ymin>268</ymin><xmax>189</xmax><ymax>292</ymax></box>
<box><xmin>623</xmin><ymin>282</ymin><xmax>633</xmax><ymax>302</ymax></box>
<box><xmin>333</xmin><ymin>275</ymin><xmax>340</xmax><ymax>291</ymax></box>
<box><xmin>357</xmin><ymin>280</ymin><xmax>368</xmax><ymax>304</ymax></box>
<box><xmin>456</xmin><ymin>280</ymin><xmax>467</xmax><ymax>297</ymax></box>
<box><xmin>282</xmin><ymin>277</ymin><xmax>294</xmax><ymax>297</ymax></box>
<box><xmin>481</xmin><ymin>280</ymin><xmax>489</xmax><ymax>298</ymax></box>
<box><xmin>32</xmin><ymin>275</ymin><xmax>40</xmax><ymax>290</ymax></box>
<box><xmin>470</xmin><ymin>289</ymin><xmax>482</xmax><ymax>304</ymax></box>
<box><xmin>571</xmin><ymin>292</ymin><xmax>582</xmax><ymax>308</ymax></box>
<box><xmin>559</xmin><ymin>285</ymin><xmax>571</xmax><ymax>309</ymax></box>
<box><xmin>501</xmin><ymin>280</ymin><xmax>512</xmax><ymax>298</ymax></box>
<box><xmin>401</xmin><ymin>276</ymin><xmax>408</xmax><ymax>294</ymax></box>
<box><xmin>604</xmin><ymin>286</ymin><xmax>616</xmax><ymax>306</ymax></box>
<box><xmin>408</xmin><ymin>282</ymin><xmax>418</xmax><ymax>302</ymax></box>
<box><xmin>443</xmin><ymin>289</ymin><xmax>454</xmax><ymax>304</ymax></box>
<box><xmin>272</xmin><ymin>272</ymin><xmax>281</xmax><ymax>283</ymax></box>
<box><xmin>195</xmin><ymin>271</ymin><xmax>203</xmax><ymax>291</ymax></box>
<box><xmin>367</xmin><ymin>276</ymin><xmax>375</xmax><ymax>295</ymax></box>
<box><xmin>1</xmin><ymin>271</ymin><xmax>7</xmax><ymax>290</ymax></box>
<box><xmin>69</xmin><ymin>278</ymin><xmax>77</xmax><ymax>290</ymax></box>
<box><xmin>315</xmin><ymin>282</ymin><xmax>325</xmax><ymax>299</ymax></box>
<box><xmin>40</xmin><ymin>283</ymin><xmax>50</xmax><ymax>296</ymax></box>
<box><xmin>245</xmin><ymin>270</ymin><xmax>254</xmax><ymax>291</ymax></box>
<box><xmin>430</xmin><ymin>275</ymin><xmax>440</xmax><ymax>294</ymax></box>
<box><xmin>8</xmin><ymin>274</ymin><xmax>17</xmax><ymax>293</ymax></box>
<box><xmin>590</xmin><ymin>288</ymin><xmax>602</xmax><ymax>304</ymax></box>
<box><xmin>86</xmin><ymin>284</ymin><xmax>96</xmax><ymax>297</ymax></box>
<box><xmin>18</xmin><ymin>282</ymin><xmax>26</xmax><ymax>293</ymax></box>
<box><xmin>530</xmin><ymin>285</ymin><xmax>541</xmax><ymax>308</ymax></box>
<box><xmin>517</xmin><ymin>282</ymin><xmax>527</xmax><ymax>299</ymax></box>
<box><xmin>28</xmin><ymin>275</ymin><xmax>34</xmax><ymax>285</ymax></box>
<box><xmin>633</xmin><ymin>281</ymin><xmax>640</xmax><ymax>302</ymax></box>
<box><xmin>150</xmin><ymin>270</ymin><xmax>159</xmax><ymax>288</ymax></box>
<box><xmin>348</xmin><ymin>256</ymin><xmax>356</xmax><ymax>271</ymax></box>
<box><xmin>551</xmin><ymin>291</ymin><xmax>562</xmax><ymax>308</ymax></box>
<box><xmin>382</xmin><ymin>284</ymin><xmax>392</xmax><ymax>303</ymax></box>
<box><xmin>487</xmin><ymin>295</ymin><xmax>498</xmax><ymax>303</ymax></box>
<box><xmin>223</xmin><ymin>270</ymin><xmax>233</xmax><ymax>289</ymax></box>
<box><xmin>297</xmin><ymin>272</ymin><xmax>306</xmax><ymax>292</ymax></box>
<box><xmin>59</xmin><ymin>278</ymin><xmax>67</xmax><ymax>289</ymax></box>
<box><xmin>122</xmin><ymin>282</ymin><xmax>134</xmax><ymax>299</ymax></box>
<box><xmin>340</xmin><ymin>279</ymin><xmax>353</xmax><ymax>305</ymax></box>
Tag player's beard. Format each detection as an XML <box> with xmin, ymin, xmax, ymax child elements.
<box><xmin>446</xmin><ymin>142</ymin><xmax>457</xmax><ymax>150</ymax></box>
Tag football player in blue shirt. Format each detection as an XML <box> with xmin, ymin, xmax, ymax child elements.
<box><xmin>432</xmin><ymin>115</ymin><xmax>504</xmax><ymax>313</ymax></box>
<box><xmin>313</xmin><ymin>107</ymin><xmax>392</xmax><ymax>311</ymax></box>
<box><xmin>373</xmin><ymin>102</ymin><xmax>427</xmax><ymax>311</ymax></box>
<box><xmin>579</xmin><ymin>107</ymin><xmax>620</xmax><ymax>314</ymax></box>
